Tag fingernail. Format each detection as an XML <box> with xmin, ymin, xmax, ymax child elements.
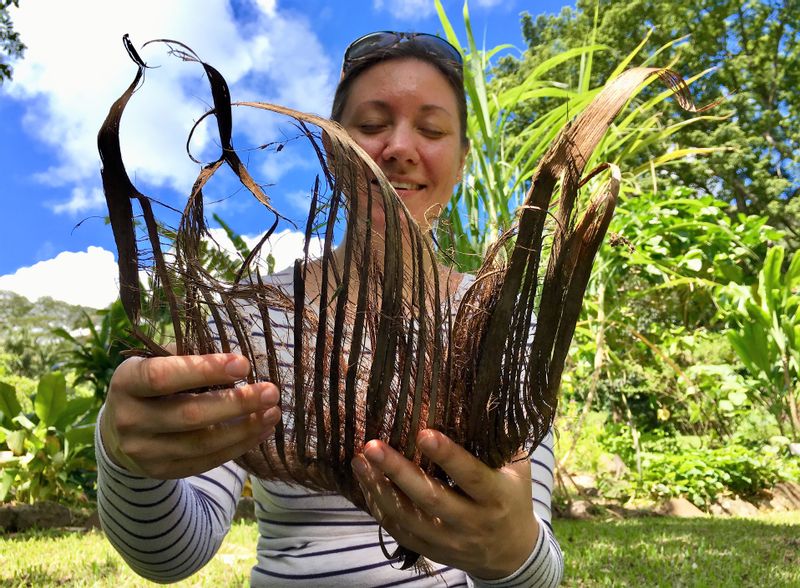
<box><xmin>260</xmin><ymin>385</ymin><xmax>277</xmax><ymax>406</ymax></box>
<box><xmin>419</xmin><ymin>430</ymin><xmax>438</xmax><ymax>453</ymax></box>
<box><xmin>262</xmin><ymin>407</ymin><xmax>279</xmax><ymax>425</ymax></box>
<box><xmin>352</xmin><ymin>456</ymin><xmax>369</xmax><ymax>476</ymax></box>
<box><xmin>364</xmin><ymin>443</ymin><xmax>384</xmax><ymax>464</ymax></box>
<box><xmin>225</xmin><ymin>355</ymin><xmax>249</xmax><ymax>378</ymax></box>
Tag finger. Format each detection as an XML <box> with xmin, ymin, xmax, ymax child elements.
<box><xmin>356</xmin><ymin>441</ymin><xmax>469</xmax><ymax>523</ymax></box>
<box><xmin>113</xmin><ymin>353</ymin><xmax>251</xmax><ymax>398</ymax></box>
<box><xmin>352</xmin><ymin>455</ymin><xmax>437</xmax><ymax>550</ymax></box>
<box><xmin>149</xmin><ymin>415</ymin><xmax>279</xmax><ymax>480</ymax></box>
<box><xmin>146</xmin><ymin>406</ymin><xmax>281</xmax><ymax>460</ymax></box>
<box><xmin>138</xmin><ymin>381</ymin><xmax>280</xmax><ymax>433</ymax></box>
<box><xmin>416</xmin><ymin>429</ymin><xmax>498</xmax><ymax>504</ymax></box>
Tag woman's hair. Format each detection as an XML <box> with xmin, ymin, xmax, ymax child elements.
<box><xmin>330</xmin><ymin>40</ymin><xmax>469</xmax><ymax>148</ymax></box>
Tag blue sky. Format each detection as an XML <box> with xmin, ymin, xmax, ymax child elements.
<box><xmin>0</xmin><ymin>0</ymin><xmax>571</xmax><ymax>309</ymax></box>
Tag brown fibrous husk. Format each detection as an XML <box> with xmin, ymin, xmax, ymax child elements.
<box><xmin>97</xmin><ymin>35</ymin><xmax>710</xmax><ymax>571</ymax></box>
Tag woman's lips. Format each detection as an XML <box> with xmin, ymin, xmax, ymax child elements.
<box><xmin>370</xmin><ymin>179</ymin><xmax>425</xmax><ymax>192</ymax></box>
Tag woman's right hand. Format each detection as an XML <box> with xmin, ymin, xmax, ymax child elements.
<box><xmin>100</xmin><ymin>353</ymin><xmax>281</xmax><ymax>479</ymax></box>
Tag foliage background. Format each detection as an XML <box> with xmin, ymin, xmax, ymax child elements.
<box><xmin>1</xmin><ymin>0</ymin><xmax>798</xmax><ymax>513</ymax></box>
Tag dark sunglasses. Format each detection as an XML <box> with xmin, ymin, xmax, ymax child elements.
<box><xmin>341</xmin><ymin>31</ymin><xmax>463</xmax><ymax>76</ymax></box>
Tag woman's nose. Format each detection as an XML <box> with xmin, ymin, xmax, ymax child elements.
<box><xmin>380</xmin><ymin>124</ymin><xmax>418</xmax><ymax>165</ymax></box>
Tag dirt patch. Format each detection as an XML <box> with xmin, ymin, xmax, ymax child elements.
<box><xmin>554</xmin><ymin>477</ymin><xmax>800</xmax><ymax>520</ymax></box>
<box><xmin>0</xmin><ymin>498</ymin><xmax>255</xmax><ymax>534</ymax></box>
<box><xmin>0</xmin><ymin>501</ymin><xmax>95</xmax><ymax>533</ymax></box>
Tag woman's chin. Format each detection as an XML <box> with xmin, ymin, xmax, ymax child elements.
<box><xmin>350</xmin><ymin>204</ymin><xmax>433</xmax><ymax>243</ymax></box>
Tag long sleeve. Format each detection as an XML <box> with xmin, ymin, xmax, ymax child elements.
<box><xmin>94</xmin><ymin>266</ymin><xmax>564</xmax><ymax>586</ymax></box>
<box><xmin>94</xmin><ymin>407</ymin><xmax>248</xmax><ymax>583</ymax></box>
<box><xmin>467</xmin><ymin>430</ymin><xmax>564</xmax><ymax>588</ymax></box>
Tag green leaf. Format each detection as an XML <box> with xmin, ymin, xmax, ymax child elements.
<box><xmin>35</xmin><ymin>372</ymin><xmax>67</xmax><ymax>427</ymax></box>
<box><xmin>54</xmin><ymin>396</ymin><xmax>96</xmax><ymax>431</ymax></box>
<box><xmin>435</xmin><ymin>0</ymin><xmax>461</xmax><ymax>52</ymax></box>
<box><xmin>65</xmin><ymin>424</ymin><xmax>96</xmax><ymax>448</ymax></box>
<box><xmin>0</xmin><ymin>468</ymin><xmax>14</xmax><ymax>501</ymax></box>
<box><xmin>525</xmin><ymin>45</ymin><xmax>609</xmax><ymax>85</ymax></box>
<box><xmin>683</xmin><ymin>257</ymin><xmax>703</xmax><ymax>272</ymax></box>
<box><xmin>51</xmin><ymin>326</ymin><xmax>79</xmax><ymax>345</ymax></box>
<box><xmin>5</xmin><ymin>429</ymin><xmax>26</xmax><ymax>455</ymax></box>
<box><xmin>631</xmin><ymin>147</ymin><xmax>724</xmax><ymax>176</ymax></box>
<box><xmin>786</xmin><ymin>250</ymin><xmax>800</xmax><ymax>287</ymax></box>
<box><xmin>727</xmin><ymin>391</ymin><xmax>748</xmax><ymax>407</ymax></box>
<box><xmin>212</xmin><ymin>213</ymin><xmax>251</xmax><ymax>259</ymax></box>
<box><xmin>0</xmin><ymin>381</ymin><xmax>22</xmax><ymax>426</ymax></box>
<box><xmin>12</xmin><ymin>413</ymin><xmax>36</xmax><ymax>431</ymax></box>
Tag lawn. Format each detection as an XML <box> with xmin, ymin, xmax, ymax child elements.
<box><xmin>0</xmin><ymin>521</ymin><xmax>257</xmax><ymax>587</ymax></box>
<box><xmin>1</xmin><ymin>513</ymin><xmax>798</xmax><ymax>587</ymax></box>
<box><xmin>554</xmin><ymin>512</ymin><xmax>800</xmax><ymax>587</ymax></box>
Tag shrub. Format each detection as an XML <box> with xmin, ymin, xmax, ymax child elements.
<box><xmin>0</xmin><ymin>373</ymin><xmax>98</xmax><ymax>505</ymax></box>
<box><xmin>596</xmin><ymin>426</ymin><xmax>798</xmax><ymax>508</ymax></box>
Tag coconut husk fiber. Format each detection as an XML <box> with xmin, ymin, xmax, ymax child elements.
<box><xmin>97</xmin><ymin>35</ymin><xmax>707</xmax><ymax>571</ymax></box>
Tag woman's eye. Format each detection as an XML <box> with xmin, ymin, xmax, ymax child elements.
<box><xmin>359</xmin><ymin>123</ymin><xmax>386</xmax><ymax>133</ymax></box>
<box><xmin>420</xmin><ymin>127</ymin><xmax>445</xmax><ymax>138</ymax></box>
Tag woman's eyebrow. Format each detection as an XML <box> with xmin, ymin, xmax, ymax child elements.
<box><xmin>354</xmin><ymin>101</ymin><xmax>451</xmax><ymax>116</ymax></box>
<box><xmin>354</xmin><ymin>100</ymin><xmax>391</xmax><ymax>112</ymax></box>
<box><xmin>419</xmin><ymin>104</ymin><xmax>451</xmax><ymax>115</ymax></box>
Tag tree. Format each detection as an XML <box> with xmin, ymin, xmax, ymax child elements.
<box><xmin>0</xmin><ymin>0</ymin><xmax>25</xmax><ymax>84</ymax></box>
<box><xmin>1</xmin><ymin>328</ymin><xmax>65</xmax><ymax>379</ymax></box>
<box><xmin>0</xmin><ymin>291</ymin><xmax>94</xmax><ymax>348</ymax></box>
<box><xmin>434</xmin><ymin>0</ymin><xmax>724</xmax><ymax>272</ymax></box>
<box><xmin>494</xmin><ymin>0</ymin><xmax>800</xmax><ymax>247</ymax></box>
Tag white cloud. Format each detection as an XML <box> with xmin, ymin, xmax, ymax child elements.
<box><xmin>0</xmin><ymin>247</ymin><xmax>120</xmax><ymax>309</ymax></box>
<box><xmin>372</xmin><ymin>0</ymin><xmax>436</xmax><ymax>20</ymax></box>
<box><xmin>6</xmin><ymin>0</ymin><xmax>336</xmax><ymax>215</ymax></box>
<box><xmin>284</xmin><ymin>188</ymin><xmax>314</xmax><ymax>212</ymax></box>
<box><xmin>51</xmin><ymin>187</ymin><xmax>106</xmax><ymax>215</ymax></box>
<box><xmin>206</xmin><ymin>227</ymin><xmax>324</xmax><ymax>274</ymax></box>
<box><xmin>0</xmin><ymin>228</ymin><xmax>323</xmax><ymax>309</ymax></box>
<box><xmin>474</xmin><ymin>0</ymin><xmax>504</xmax><ymax>7</ymax></box>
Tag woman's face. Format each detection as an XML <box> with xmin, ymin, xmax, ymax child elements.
<box><xmin>338</xmin><ymin>57</ymin><xmax>468</xmax><ymax>230</ymax></box>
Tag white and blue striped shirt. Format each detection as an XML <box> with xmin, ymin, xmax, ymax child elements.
<box><xmin>96</xmin><ymin>268</ymin><xmax>563</xmax><ymax>586</ymax></box>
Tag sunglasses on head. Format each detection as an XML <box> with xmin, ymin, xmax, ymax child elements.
<box><xmin>341</xmin><ymin>31</ymin><xmax>463</xmax><ymax>76</ymax></box>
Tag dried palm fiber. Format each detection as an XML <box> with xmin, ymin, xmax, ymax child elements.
<box><xmin>98</xmin><ymin>35</ymin><xmax>709</xmax><ymax>570</ymax></box>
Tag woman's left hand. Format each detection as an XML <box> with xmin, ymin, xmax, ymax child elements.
<box><xmin>352</xmin><ymin>429</ymin><xmax>538</xmax><ymax>580</ymax></box>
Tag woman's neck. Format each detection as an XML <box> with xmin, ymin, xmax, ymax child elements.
<box><xmin>301</xmin><ymin>228</ymin><xmax>462</xmax><ymax>309</ymax></box>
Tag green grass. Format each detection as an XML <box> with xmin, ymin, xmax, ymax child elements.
<box><xmin>0</xmin><ymin>520</ymin><xmax>257</xmax><ymax>587</ymax></box>
<box><xmin>554</xmin><ymin>512</ymin><xmax>800</xmax><ymax>587</ymax></box>
<box><xmin>1</xmin><ymin>514</ymin><xmax>798</xmax><ymax>586</ymax></box>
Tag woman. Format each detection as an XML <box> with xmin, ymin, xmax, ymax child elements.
<box><xmin>96</xmin><ymin>31</ymin><xmax>563</xmax><ymax>587</ymax></box>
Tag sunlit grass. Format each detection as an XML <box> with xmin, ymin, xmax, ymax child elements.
<box><xmin>0</xmin><ymin>520</ymin><xmax>256</xmax><ymax>587</ymax></box>
<box><xmin>554</xmin><ymin>512</ymin><xmax>800</xmax><ymax>587</ymax></box>
<box><xmin>1</xmin><ymin>514</ymin><xmax>798</xmax><ymax>586</ymax></box>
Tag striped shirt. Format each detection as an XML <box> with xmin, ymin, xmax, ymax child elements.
<box><xmin>96</xmin><ymin>267</ymin><xmax>563</xmax><ymax>587</ymax></box>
